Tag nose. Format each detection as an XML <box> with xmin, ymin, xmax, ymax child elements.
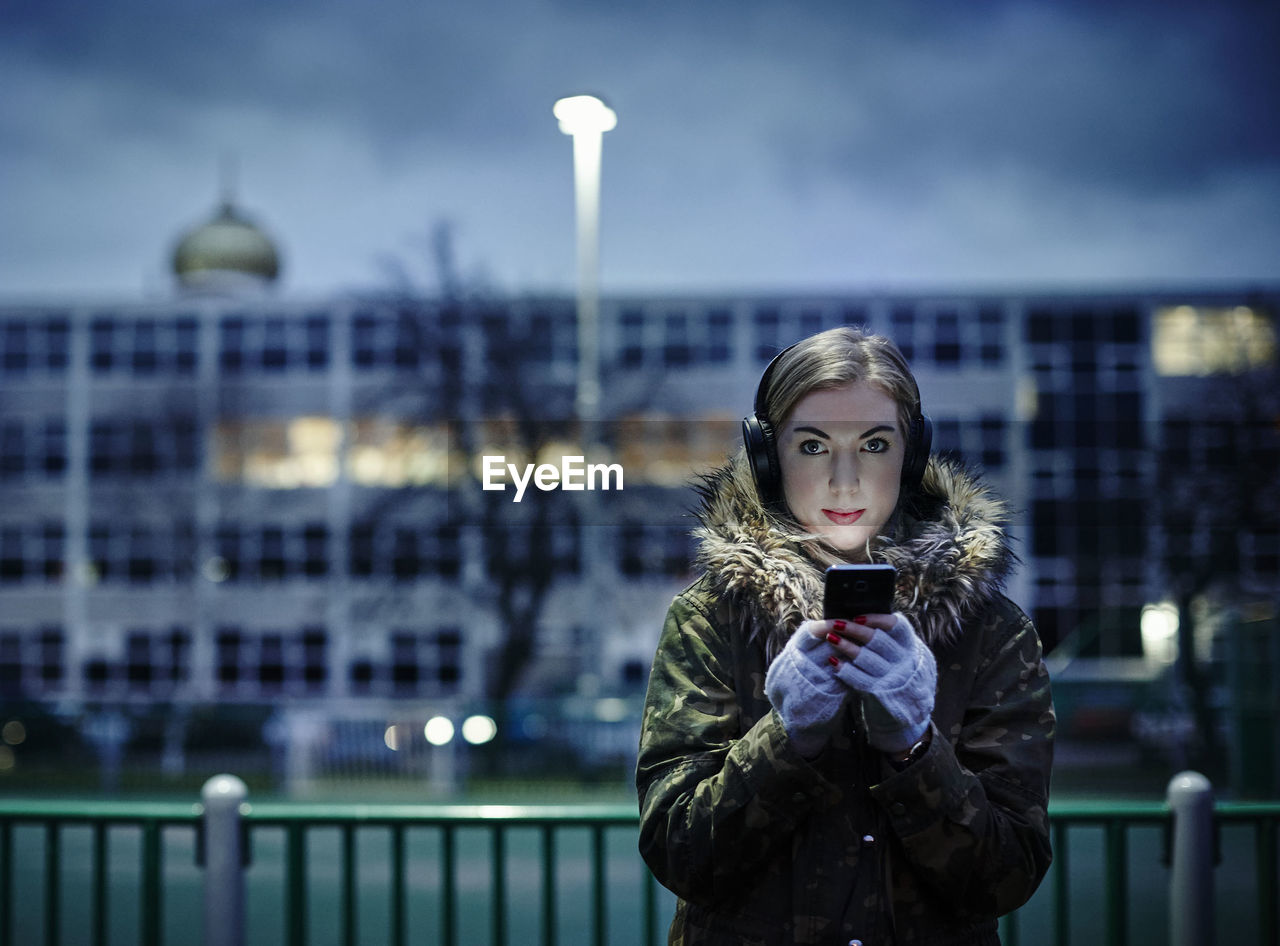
<box><xmin>829</xmin><ymin>449</ymin><xmax>860</xmax><ymax>495</ymax></box>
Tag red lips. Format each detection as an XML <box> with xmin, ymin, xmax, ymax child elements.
<box><xmin>823</xmin><ymin>509</ymin><xmax>864</xmax><ymax>525</ymax></box>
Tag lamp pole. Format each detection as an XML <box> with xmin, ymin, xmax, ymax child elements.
<box><xmin>553</xmin><ymin>94</ymin><xmax>616</xmax><ymax>424</ymax></box>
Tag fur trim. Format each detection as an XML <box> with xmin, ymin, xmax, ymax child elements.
<box><xmin>691</xmin><ymin>452</ymin><xmax>1017</xmax><ymax>659</ymax></box>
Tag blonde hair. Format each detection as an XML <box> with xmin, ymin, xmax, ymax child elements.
<box><xmin>761</xmin><ymin>327</ymin><xmax>921</xmax><ymax>436</ymax></box>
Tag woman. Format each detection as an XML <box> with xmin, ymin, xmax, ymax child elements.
<box><xmin>636</xmin><ymin>327</ymin><xmax>1054</xmax><ymax>945</ymax></box>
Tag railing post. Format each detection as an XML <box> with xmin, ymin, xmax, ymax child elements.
<box><xmin>1167</xmin><ymin>770</ymin><xmax>1214</xmax><ymax>946</ymax></box>
<box><xmin>202</xmin><ymin>774</ymin><xmax>249</xmax><ymax>946</ymax></box>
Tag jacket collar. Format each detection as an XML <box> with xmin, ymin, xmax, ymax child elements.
<box><xmin>691</xmin><ymin>452</ymin><xmax>1017</xmax><ymax>658</ymax></box>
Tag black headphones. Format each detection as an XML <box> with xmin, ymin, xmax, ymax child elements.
<box><xmin>741</xmin><ymin>345</ymin><xmax>933</xmax><ymax>509</ymax></box>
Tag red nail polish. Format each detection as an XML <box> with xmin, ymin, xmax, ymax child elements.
<box><xmin>826</xmin><ymin>633</ymin><xmax>841</xmax><ymax>645</ymax></box>
<box><xmin>854</xmin><ymin>616</ymin><xmax>869</xmax><ymax>625</ymax></box>
<box><xmin>832</xmin><ymin>619</ymin><xmax>847</xmax><ymax>630</ymax></box>
<box><xmin>827</xmin><ymin>656</ymin><xmax>840</xmax><ymax>668</ymax></box>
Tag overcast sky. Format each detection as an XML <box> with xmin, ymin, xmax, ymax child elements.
<box><xmin>2</xmin><ymin>0</ymin><xmax>1277</xmax><ymax>300</ymax></box>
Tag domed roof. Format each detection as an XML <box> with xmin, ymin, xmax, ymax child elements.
<box><xmin>172</xmin><ymin>200</ymin><xmax>281</xmax><ymax>289</ymax></box>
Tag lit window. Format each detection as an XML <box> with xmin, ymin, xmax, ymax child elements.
<box><xmin>1153</xmin><ymin>305</ymin><xmax>1276</xmax><ymax>376</ymax></box>
<box><xmin>347</xmin><ymin>420</ymin><xmax>452</xmax><ymax>487</ymax></box>
<box><xmin>614</xmin><ymin>415</ymin><xmax>738</xmax><ymax>486</ymax></box>
<box><xmin>214</xmin><ymin>417</ymin><xmax>342</xmax><ymax>488</ymax></box>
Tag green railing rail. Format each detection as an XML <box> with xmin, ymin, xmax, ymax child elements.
<box><xmin>0</xmin><ymin>791</ymin><xmax>1276</xmax><ymax>946</ymax></box>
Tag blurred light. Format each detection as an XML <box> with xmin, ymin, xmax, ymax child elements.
<box><xmin>348</xmin><ymin>421</ymin><xmax>452</xmax><ymax>487</ymax></box>
<box><xmin>1153</xmin><ymin>305</ymin><xmax>1276</xmax><ymax>376</ymax></box>
<box><xmin>461</xmin><ymin>715</ymin><xmax>497</xmax><ymax>745</ymax></box>
<box><xmin>553</xmin><ymin>95</ymin><xmax>617</xmax><ymax>136</ymax></box>
<box><xmin>0</xmin><ymin>746</ymin><xmax>13</xmax><ymax>771</ymax></box>
<box><xmin>2</xmin><ymin>721</ymin><xmax>25</xmax><ymax>746</ymax></box>
<box><xmin>594</xmin><ymin>697</ymin><xmax>629</xmax><ymax>723</ymax></box>
<box><xmin>424</xmin><ymin>716</ymin><xmax>455</xmax><ymax>746</ymax></box>
<box><xmin>216</xmin><ymin>417</ymin><xmax>342</xmax><ymax>488</ymax></box>
<box><xmin>203</xmin><ymin>556</ymin><xmax>230</xmax><ymax>583</ymax></box>
<box><xmin>384</xmin><ymin>724</ymin><xmax>407</xmax><ymax>751</ymax></box>
<box><xmin>1141</xmin><ymin>602</ymin><xmax>1180</xmax><ymax>664</ymax></box>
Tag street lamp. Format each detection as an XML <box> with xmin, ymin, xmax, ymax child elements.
<box><xmin>553</xmin><ymin>94</ymin><xmax>616</xmax><ymax>423</ymax></box>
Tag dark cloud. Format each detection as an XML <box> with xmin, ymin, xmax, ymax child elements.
<box><xmin>758</xmin><ymin>4</ymin><xmax>1280</xmax><ymax>200</ymax></box>
<box><xmin>1</xmin><ymin>0</ymin><xmax>1276</xmax><ymax>295</ymax></box>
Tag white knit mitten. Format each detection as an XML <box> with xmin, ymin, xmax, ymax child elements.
<box><xmin>832</xmin><ymin>613</ymin><xmax>937</xmax><ymax>754</ymax></box>
<box><xmin>765</xmin><ymin>626</ymin><xmax>850</xmax><ymax>758</ymax></box>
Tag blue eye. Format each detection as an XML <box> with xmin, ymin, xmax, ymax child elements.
<box><xmin>863</xmin><ymin>437</ymin><xmax>891</xmax><ymax>454</ymax></box>
<box><xmin>799</xmin><ymin>439</ymin><xmax>825</xmax><ymax>455</ymax></box>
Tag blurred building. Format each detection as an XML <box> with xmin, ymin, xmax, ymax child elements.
<box><xmin>0</xmin><ymin>199</ymin><xmax>1276</xmax><ymax>765</ymax></box>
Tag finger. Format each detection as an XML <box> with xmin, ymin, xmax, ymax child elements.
<box><xmin>801</xmin><ymin>618</ymin><xmax>869</xmax><ymax>642</ymax></box>
<box><xmin>800</xmin><ymin>619</ymin><xmax>833</xmax><ymax>641</ymax></box>
<box><xmin>857</xmin><ymin>613</ymin><xmax>898</xmax><ymax>632</ymax></box>
<box><xmin>824</xmin><ymin>634</ymin><xmax>863</xmax><ymax>663</ymax></box>
<box><xmin>823</xmin><ymin>617</ymin><xmax>876</xmax><ymax>646</ymax></box>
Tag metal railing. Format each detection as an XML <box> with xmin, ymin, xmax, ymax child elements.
<box><xmin>0</xmin><ymin>773</ymin><xmax>1276</xmax><ymax>946</ymax></box>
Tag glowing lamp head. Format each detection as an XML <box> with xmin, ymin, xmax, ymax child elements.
<box><xmin>554</xmin><ymin>95</ymin><xmax>617</xmax><ymax>136</ymax></box>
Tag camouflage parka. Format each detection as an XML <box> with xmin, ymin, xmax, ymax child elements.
<box><xmin>637</xmin><ymin>454</ymin><xmax>1054</xmax><ymax>946</ymax></box>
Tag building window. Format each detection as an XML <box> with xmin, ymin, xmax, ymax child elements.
<box><xmin>933</xmin><ymin>419</ymin><xmax>963</xmax><ymax>463</ymax></box>
<box><xmin>349</xmin><ymin>523</ymin><xmax>460</xmax><ymax>579</ymax></box>
<box><xmin>978</xmin><ymin>307</ymin><xmax>1004</xmax><ymax>365</ymax></box>
<box><xmin>0</xmin><ymin>420</ymin><xmax>64</xmax><ymax>481</ymax></box>
<box><xmin>305</xmin><ymin>316</ymin><xmax>329</xmax><ymax>369</ymax></box>
<box><xmin>620</xmin><ymin>309</ymin><xmax>645</xmax><ymax>367</ymax></box>
<box><xmin>1153</xmin><ymin>305</ymin><xmax>1275</xmax><ymax>376</ymax></box>
<box><xmin>91</xmin><ymin>319</ymin><xmax>114</xmax><ymax>372</ymax></box>
<box><xmin>209</xmin><ymin>522</ymin><xmax>330</xmax><ymax>583</ymax></box>
<box><xmin>979</xmin><ymin>416</ymin><xmax>1006</xmax><ymax>469</ymax></box>
<box><xmin>619</xmin><ymin>523</ymin><xmax>692</xmax><ymax>577</ymax></box>
<box><xmin>1</xmin><ymin>322</ymin><xmax>27</xmax><ymax>374</ymax></box>
<box><xmin>87</xmin><ymin>419</ymin><xmax>199</xmax><ymax>478</ymax></box>
<box><xmin>216</xmin><ymin>627</ymin><xmax>328</xmax><ymax>696</ymax></box>
<box><xmin>262</xmin><ymin>319</ymin><xmax>288</xmax><ymax>371</ymax></box>
<box><xmin>87</xmin><ymin>522</ymin><xmax>194</xmax><ymax>585</ymax></box>
<box><xmin>350</xmin><ymin>629</ymin><xmax>461</xmax><ymax>696</ymax></box>
<box><xmin>753</xmin><ymin>307</ymin><xmax>782</xmax><ymax>363</ymax></box>
<box><xmin>933</xmin><ymin>310</ymin><xmax>962</xmax><ymax>365</ymax></box>
<box><xmin>219</xmin><ymin>314</ymin><xmax>334</xmax><ymax>375</ymax></box>
<box><xmin>486</xmin><ymin>524</ymin><xmax>579</xmax><ymax>577</ymax></box>
<box><xmin>890</xmin><ymin>306</ymin><xmax>915</xmax><ymax>361</ymax></box>
<box><xmin>1026</xmin><ymin>309</ymin><xmax>1056</xmax><ymax>345</ymax></box>
<box><xmin>350</xmin><ymin>307</ymin><xmax>457</xmax><ymax>373</ymax></box>
<box><xmin>0</xmin><ymin>317</ymin><xmax>68</xmax><ymax>375</ymax></box>
<box><xmin>353</xmin><ymin>313</ymin><xmax>378</xmax><ymax>367</ymax></box>
<box><xmin>663</xmin><ymin>312</ymin><xmax>691</xmax><ymax>366</ymax></box>
<box><xmin>132</xmin><ymin>320</ymin><xmax>158</xmax><ymax>374</ymax></box>
<box><xmin>86</xmin><ymin>316</ymin><xmax>199</xmax><ymax>375</ymax></box>
<box><xmin>214</xmin><ymin>417</ymin><xmax>341</xmax><ymax>489</ymax></box>
<box><xmin>0</xmin><ymin>523</ymin><xmax>65</xmax><ymax>585</ymax></box>
<box><xmin>617</xmin><ymin>307</ymin><xmax>736</xmax><ymax>369</ymax></box>
<box><xmin>707</xmin><ymin>309</ymin><xmax>732</xmax><ymax>364</ymax></box>
<box><xmin>0</xmin><ymin>627</ymin><xmax>65</xmax><ymax>695</ymax></box>
<box><xmin>220</xmin><ymin>317</ymin><xmax>245</xmax><ymax>372</ymax></box>
<box><xmin>125</xmin><ymin>628</ymin><xmax>190</xmax><ymax>692</ymax></box>
<box><xmin>0</xmin><ymin>425</ymin><xmax>21</xmax><ymax>478</ymax></box>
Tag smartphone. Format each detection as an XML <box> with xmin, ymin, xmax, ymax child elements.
<box><xmin>823</xmin><ymin>564</ymin><xmax>896</xmax><ymax>620</ymax></box>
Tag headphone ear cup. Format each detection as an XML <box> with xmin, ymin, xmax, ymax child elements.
<box><xmin>903</xmin><ymin>414</ymin><xmax>933</xmax><ymax>491</ymax></box>
<box><xmin>742</xmin><ymin>413</ymin><xmax>781</xmax><ymax>507</ymax></box>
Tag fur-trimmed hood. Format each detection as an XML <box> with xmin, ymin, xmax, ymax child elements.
<box><xmin>691</xmin><ymin>452</ymin><xmax>1017</xmax><ymax>658</ymax></box>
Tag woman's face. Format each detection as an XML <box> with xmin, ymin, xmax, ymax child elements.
<box><xmin>777</xmin><ymin>380</ymin><xmax>905</xmax><ymax>556</ymax></box>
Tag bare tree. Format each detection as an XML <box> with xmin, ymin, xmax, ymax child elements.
<box><xmin>364</xmin><ymin>223</ymin><xmax>664</xmax><ymax>718</ymax></box>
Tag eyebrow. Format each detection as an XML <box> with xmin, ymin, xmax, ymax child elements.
<box><xmin>791</xmin><ymin>424</ymin><xmax>896</xmax><ymax>440</ymax></box>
